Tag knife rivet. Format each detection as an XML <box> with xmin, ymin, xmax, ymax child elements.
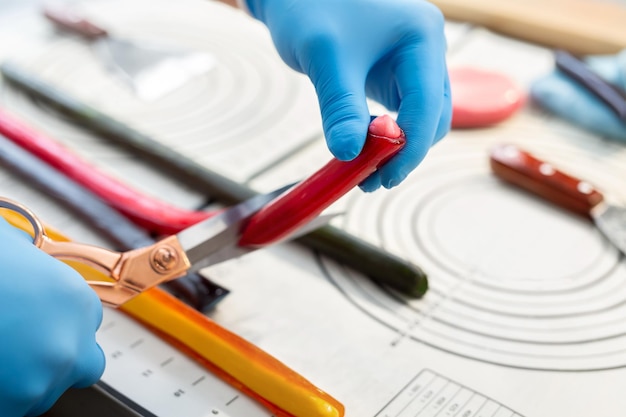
<box><xmin>578</xmin><ymin>181</ymin><xmax>593</xmax><ymax>195</ymax></box>
<box><xmin>539</xmin><ymin>163</ymin><xmax>555</xmax><ymax>176</ymax></box>
<box><xmin>151</xmin><ymin>246</ymin><xmax>178</xmax><ymax>273</ymax></box>
<box><xmin>502</xmin><ymin>145</ymin><xmax>520</xmax><ymax>158</ymax></box>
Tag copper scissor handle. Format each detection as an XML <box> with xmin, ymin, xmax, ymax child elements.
<box><xmin>0</xmin><ymin>198</ymin><xmax>191</xmax><ymax>307</ymax></box>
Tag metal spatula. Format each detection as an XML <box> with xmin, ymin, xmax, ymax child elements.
<box><xmin>43</xmin><ymin>5</ymin><xmax>215</xmax><ymax>100</ymax></box>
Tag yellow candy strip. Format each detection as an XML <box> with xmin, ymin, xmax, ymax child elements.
<box><xmin>2</xmin><ymin>212</ymin><xmax>344</xmax><ymax>417</ymax></box>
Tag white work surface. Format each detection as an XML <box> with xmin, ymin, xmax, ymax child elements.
<box><xmin>1</xmin><ymin>1</ymin><xmax>626</xmax><ymax>416</ymax></box>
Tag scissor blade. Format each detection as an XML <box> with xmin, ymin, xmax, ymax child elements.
<box><xmin>186</xmin><ymin>211</ymin><xmax>341</xmax><ymax>273</ymax></box>
<box><xmin>176</xmin><ymin>185</ymin><xmax>292</xmax><ymax>269</ymax></box>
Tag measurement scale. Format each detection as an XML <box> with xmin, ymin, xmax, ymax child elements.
<box><xmin>376</xmin><ymin>370</ymin><xmax>524</xmax><ymax>417</ymax></box>
<box><xmin>97</xmin><ymin>308</ymin><xmax>274</xmax><ymax>417</ymax></box>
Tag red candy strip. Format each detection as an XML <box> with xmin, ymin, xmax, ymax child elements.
<box><xmin>238</xmin><ymin>115</ymin><xmax>405</xmax><ymax>248</ymax></box>
<box><xmin>0</xmin><ymin>108</ymin><xmax>210</xmax><ymax>234</ymax></box>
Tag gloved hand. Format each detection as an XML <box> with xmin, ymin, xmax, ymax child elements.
<box><xmin>0</xmin><ymin>218</ymin><xmax>105</xmax><ymax>417</ymax></box>
<box><xmin>245</xmin><ymin>0</ymin><xmax>451</xmax><ymax>191</ymax></box>
<box><xmin>530</xmin><ymin>49</ymin><xmax>626</xmax><ymax>142</ymax></box>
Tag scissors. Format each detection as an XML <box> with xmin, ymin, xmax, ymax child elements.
<box><xmin>0</xmin><ymin>118</ymin><xmax>405</xmax><ymax>307</ymax></box>
<box><xmin>0</xmin><ymin>188</ymin><xmax>291</xmax><ymax>307</ymax></box>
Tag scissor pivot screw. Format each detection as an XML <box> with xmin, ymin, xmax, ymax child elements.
<box><xmin>151</xmin><ymin>246</ymin><xmax>178</xmax><ymax>273</ymax></box>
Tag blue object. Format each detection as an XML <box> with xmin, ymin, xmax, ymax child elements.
<box><xmin>531</xmin><ymin>49</ymin><xmax>626</xmax><ymax>142</ymax></box>
<box><xmin>245</xmin><ymin>0</ymin><xmax>452</xmax><ymax>191</ymax></box>
<box><xmin>0</xmin><ymin>218</ymin><xmax>104</xmax><ymax>417</ymax></box>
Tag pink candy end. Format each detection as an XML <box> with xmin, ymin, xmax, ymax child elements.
<box><xmin>368</xmin><ymin>115</ymin><xmax>402</xmax><ymax>139</ymax></box>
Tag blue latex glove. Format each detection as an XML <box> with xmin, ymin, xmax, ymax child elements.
<box><xmin>245</xmin><ymin>0</ymin><xmax>451</xmax><ymax>191</ymax></box>
<box><xmin>0</xmin><ymin>218</ymin><xmax>105</xmax><ymax>417</ymax></box>
<box><xmin>530</xmin><ymin>50</ymin><xmax>626</xmax><ymax>142</ymax></box>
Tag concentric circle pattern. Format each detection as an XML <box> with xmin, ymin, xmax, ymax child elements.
<box><xmin>0</xmin><ymin>0</ymin><xmax>322</xmax><ymax>185</ymax></box>
<box><xmin>327</xmin><ymin>124</ymin><xmax>626</xmax><ymax>372</ymax></box>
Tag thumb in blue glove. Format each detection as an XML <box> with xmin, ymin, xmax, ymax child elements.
<box><xmin>530</xmin><ymin>49</ymin><xmax>626</xmax><ymax>142</ymax></box>
<box><xmin>245</xmin><ymin>0</ymin><xmax>452</xmax><ymax>191</ymax></box>
<box><xmin>0</xmin><ymin>218</ymin><xmax>105</xmax><ymax>417</ymax></box>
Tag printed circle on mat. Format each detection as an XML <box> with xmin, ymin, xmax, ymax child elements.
<box><xmin>322</xmin><ymin>133</ymin><xmax>626</xmax><ymax>372</ymax></box>
<box><xmin>0</xmin><ymin>0</ymin><xmax>322</xmax><ymax>184</ymax></box>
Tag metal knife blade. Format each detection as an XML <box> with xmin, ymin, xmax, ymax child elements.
<box><xmin>43</xmin><ymin>6</ymin><xmax>214</xmax><ymax>101</ymax></box>
<box><xmin>593</xmin><ymin>204</ymin><xmax>626</xmax><ymax>255</ymax></box>
<box><xmin>490</xmin><ymin>143</ymin><xmax>626</xmax><ymax>256</ymax></box>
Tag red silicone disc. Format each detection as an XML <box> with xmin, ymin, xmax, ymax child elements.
<box><xmin>450</xmin><ymin>67</ymin><xmax>526</xmax><ymax>128</ymax></box>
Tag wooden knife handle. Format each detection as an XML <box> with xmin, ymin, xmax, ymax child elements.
<box><xmin>489</xmin><ymin>144</ymin><xmax>604</xmax><ymax>218</ymax></box>
<box><xmin>43</xmin><ymin>6</ymin><xmax>108</xmax><ymax>40</ymax></box>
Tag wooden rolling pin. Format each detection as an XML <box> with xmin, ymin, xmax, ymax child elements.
<box><xmin>431</xmin><ymin>0</ymin><xmax>626</xmax><ymax>55</ymax></box>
